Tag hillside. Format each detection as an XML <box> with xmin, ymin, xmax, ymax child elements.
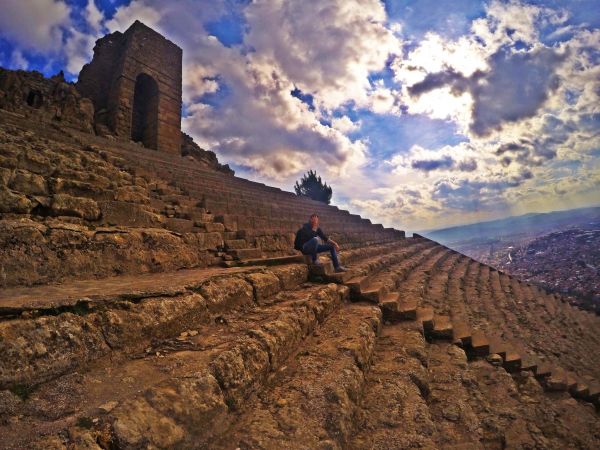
<box><xmin>422</xmin><ymin>206</ymin><xmax>600</xmax><ymax>246</ymax></box>
<box><xmin>423</xmin><ymin>208</ymin><xmax>600</xmax><ymax>313</ymax></box>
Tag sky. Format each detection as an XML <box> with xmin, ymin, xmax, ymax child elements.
<box><xmin>1</xmin><ymin>0</ymin><xmax>599</xmax><ymax>232</ymax></box>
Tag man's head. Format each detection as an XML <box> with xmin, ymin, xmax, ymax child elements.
<box><xmin>309</xmin><ymin>213</ymin><xmax>319</xmax><ymax>228</ymax></box>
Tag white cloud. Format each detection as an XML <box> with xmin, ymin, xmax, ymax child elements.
<box><xmin>0</xmin><ymin>0</ymin><xmax>70</xmax><ymax>52</ymax></box>
<box><xmin>471</xmin><ymin>0</ymin><xmax>567</xmax><ymax>52</ymax></box>
<box><xmin>64</xmin><ymin>29</ymin><xmax>97</xmax><ymax>75</ymax></box>
<box><xmin>9</xmin><ymin>49</ymin><xmax>28</xmax><ymax>70</ymax></box>
<box><xmin>331</xmin><ymin>116</ymin><xmax>360</xmax><ymax>134</ymax></box>
<box><xmin>105</xmin><ymin>2</ymin><xmax>162</xmax><ymax>33</ymax></box>
<box><xmin>85</xmin><ymin>0</ymin><xmax>104</xmax><ymax>34</ymax></box>
<box><xmin>244</xmin><ymin>0</ymin><xmax>401</xmax><ymax>110</ymax></box>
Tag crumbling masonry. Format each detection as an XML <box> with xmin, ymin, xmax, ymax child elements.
<box><xmin>77</xmin><ymin>20</ymin><xmax>182</xmax><ymax>154</ymax></box>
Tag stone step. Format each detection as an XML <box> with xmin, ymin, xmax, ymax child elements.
<box><xmin>224</xmin><ymin>239</ymin><xmax>247</xmax><ymax>250</ymax></box>
<box><xmin>487</xmin><ymin>336</ymin><xmax>508</xmax><ymax>360</ymax></box>
<box><xmin>565</xmin><ymin>371</ymin><xmax>578</xmax><ymax>393</ymax></box>
<box><xmin>502</xmin><ymin>347</ymin><xmax>522</xmax><ymax>372</ymax></box>
<box><xmin>585</xmin><ymin>383</ymin><xmax>600</xmax><ymax>404</ymax></box>
<box><xmin>545</xmin><ymin>368</ymin><xmax>569</xmax><ymax>392</ymax></box>
<box><xmin>518</xmin><ymin>354</ymin><xmax>538</xmax><ymax>373</ymax></box>
<box><xmin>327</xmin><ymin>269</ymin><xmax>356</xmax><ymax>284</ymax></box>
<box><xmin>346</xmin><ymin>274</ymin><xmax>372</xmax><ymax>294</ymax></box>
<box><xmin>416</xmin><ymin>306</ymin><xmax>434</xmax><ymax>333</ymax></box>
<box><xmin>572</xmin><ymin>382</ymin><xmax>590</xmax><ymax>399</ymax></box>
<box><xmin>225</xmin><ymin>254</ymin><xmax>305</xmax><ymax>267</ymax></box>
<box><xmin>451</xmin><ymin>320</ymin><xmax>472</xmax><ymax>346</ymax></box>
<box><xmin>534</xmin><ymin>363</ymin><xmax>552</xmax><ymax>379</ymax></box>
<box><xmin>308</xmin><ymin>261</ymin><xmax>335</xmax><ymax>277</ymax></box>
<box><xmin>208</xmin><ymin>303</ymin><xmax>382</xmax><ymax>448</ymax></box>
<box><xmin>431</xmin><ymin>314</ymin><xmax>453</xmax><ymax>339</ymax></box>
<box><xmin>226</xmin><ymin>247</ymin><xmax>263</xmax><ymax>260</ymax></box>
<box><xmin>360</xmin><ymin>282</ymin><xmax>387</xmax><ymax>303</ymax></box>
<box><xmin>470</xmin><ymin>330</ymin><xmax>490</xmax><ymax>357</ymax></box>
<box><xmin>379</xmin><ymin>292</ymin><xmax>400</xmax><ymax>322</ymax></box>
<box><xmin>398</xmin><ymin>298</ymin><xmax>418</xmax><ymax>320</ymax></box>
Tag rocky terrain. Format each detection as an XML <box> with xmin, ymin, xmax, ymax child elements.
<box><xmin>1</xmin><ymin>56</ymin><xmax>599</xmax><ymax>448</ymax></box>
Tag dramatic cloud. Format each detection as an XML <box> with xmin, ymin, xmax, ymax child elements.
<box><xmin>470</xmin><ymin>47</ymin><xmax>567</xmax><ymax>136</ymax></box>
<box><xmin>405</xmin><ymin>46</ymin><xmax>567</xmax><ymax>137</ymax></box>
<box><xmin>0</xmin><ymin>0</ymin><xmax>70</xmax><ymax>52</ymax></box>
<box><xmin>411</xmin><ymin>156</ymin><xmax>455</xmax><ymax>171</ymax></box>
<box><xmin>244</xmin><ymin>0</ymin><xmax>400</xmax><ymax>109</ymax></box>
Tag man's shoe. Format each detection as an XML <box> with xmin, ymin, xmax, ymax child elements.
<box><xmin>311</xmin><ymin>260</ymin><xmax>323</xmax><ymax>267</ymax></box>
<box><xmin>334</xmin><ymin>266</ymin><xmax>348</xmax><ymax>273</ymax></box>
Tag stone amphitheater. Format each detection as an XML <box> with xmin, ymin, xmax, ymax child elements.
<box><xmin>0</xmin><ymin>21</ymin><xmax>599</xmax><ymax>450</ymax></box>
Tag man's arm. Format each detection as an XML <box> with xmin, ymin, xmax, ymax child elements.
<box><xmin>317</xmin><ymin>227</ymin><xmax>328</xmax><ymax>242</ymax></box>
<box><xmin>318</xmin><ymin>228</ymin><xmax>340</xmax><ymax>251</ymax></box>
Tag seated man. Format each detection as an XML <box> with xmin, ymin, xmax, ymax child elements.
<box><xmin>294</xmin><ymin>213</ymin><xmax>348</xmax><ymax>272</ymax></box>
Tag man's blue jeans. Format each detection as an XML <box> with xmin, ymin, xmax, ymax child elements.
<box><xmin>302</xmin><ymin>237</ymin><xmax>340</xmax><ymax>268</ymax></box>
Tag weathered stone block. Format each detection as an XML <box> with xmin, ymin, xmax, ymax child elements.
<box><xmin>208</xmin><ymin>338</ymin><xmax>270</xmax><ymax>408</ymax></box>
<box><xmin>18</xmin><ymin>151</ymin><xmax>52</xmax><ymax>175</ymax></box>
<box><xmin>225</xmin><ymin>239</ymin><xmax>247</xmax><ymax>250</ymax></box>
<box><xmin>194</xmin><ymin>275</ymin><xmax>254</xmax><ymax>313</ymax></box>
<box><xmin>99</xmin><ymin>200</ymin><xmax>162</xmax><ymax>227</ymax></box>
<box><xmin>0</xmin><ymin>186</ymin><xmax>33</xmax><ymax>213</ymax></box>
<box><xmin>204</xmin><ymin>231</ymin><xmax>224</xmax><ymax>250</ymax></box>
<box><xmin>114</xmin><ymin>186</ymin><xmax>149</xmax><ymax>204</ymax></box>
<box><xmin>9</xmin><ymin>169</ymin><xmax>48</xmax><ymax>195</ymax></box>
<box><xmin>0</xmin><ymin>167</ymin><xmax>13</xmax><ymax>185</ymax></box>
<box><xmin>50</xmin><ymin>194</ymin><xmax>100</xmax><ymax>220</ymax></box>
<box><xmin>182</xmin><ymin>232</ymin><xmax>206</xmax><ymax>248</ymax></box>
<box><xmin>245</xmin><ymin>272</ymin><xmax>281</xmax><ymax>301</ymax></box>
<box><xmin>100</xmin><ymin>293</ymin><xmax>209</xmax><ymax>349</ymax></box>
<box><xmin>50</xmin><ymin>178</ymin><xmax>108</xmax><ymax>198</ymax></box>
<box><xmin>0</xmin><ymin>155</ymin><xmax>18</xmax><ymax>169</ymax></box>
<box><xmin>270</xmin><ymin>264</ymin><xmax>309</xmax><ymax>290</ymax></box>
<box><xmin>164</xmin><ymin>217</ymin><xmax>194</xmax><ymax>233</ymax></box>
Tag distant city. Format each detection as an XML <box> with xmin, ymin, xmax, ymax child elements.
<box><xmin>424</xmin><ymin>206</ymin><xmax>600</xmax><ymax>313</ymax></box>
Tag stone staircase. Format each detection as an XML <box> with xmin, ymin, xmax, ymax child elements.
<box><xmin>1</xmin><ymin>114</ymin><xmax>600</xmax><ymax>449</ymax></box>
<box><xmin>305</xmin><ymin>240</ymin><xmax>600</xmax><ymax>409</ymax></box>
<box><xmin>0</xmin><ymin>113</ymin><xmax>404</xmax><ymax>289</ymax></box>
<box><xmin>1</xmin><ymin>237</ymin><xmax>598</xmax><ymax>449</ymax></box>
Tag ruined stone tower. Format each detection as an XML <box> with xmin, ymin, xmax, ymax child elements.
<box><xmin>77</xmin><ymin>20</ymin><xmax>182</xmax><ymax>153</ymax></box>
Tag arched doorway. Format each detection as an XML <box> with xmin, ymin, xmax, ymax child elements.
<box><xmin>131</xmin><ymin>73</ymin><xmax>159</xmax><ymax>149</ymax></box>
<box><xmin>26</xmin><ymin>89</ymin><xmax>43</xmax><ymax>108</ymax></box>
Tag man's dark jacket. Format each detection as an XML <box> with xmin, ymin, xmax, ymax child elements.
<box><xmin>294</xmin><ymin>222</ymin><xmax>329</xmax><ymax>252</ymax></box>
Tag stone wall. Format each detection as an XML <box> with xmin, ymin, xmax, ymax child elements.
<box><xmin>0</xmin><ymin>68</ymin><xmax>94</xmax><ymax>133</ymax></box>
<box><xmin>0</xmin><ymin>124</ymin><xmax>223</xmax><ymax>287</ymax></box>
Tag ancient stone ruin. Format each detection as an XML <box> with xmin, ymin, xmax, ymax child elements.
<box><xmin>0</xmin><ymin>22</ymin><xmax>599</xmax><ymax>450</ymax></box>
<box><xmin>77</xmin><ymin>21</ymin><xmax>182</xmax><ymax>154</ymax></box>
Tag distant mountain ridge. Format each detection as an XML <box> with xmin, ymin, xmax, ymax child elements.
<box><xmin>421</xmin><ymin>205</ymin><xmax>600</xmax><ymax>245</ymax></box>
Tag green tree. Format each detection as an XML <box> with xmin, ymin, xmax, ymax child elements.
<box><xmin>294</xmin><ymin>169</ymin><xmax>333</xmax><ymax>204</ymax></box>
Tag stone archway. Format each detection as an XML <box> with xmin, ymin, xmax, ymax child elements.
<box><xmin>26</xmin><ymin>89</ymin><xmax>43</xmax><ymax>108</ymax></box>
<box><xmin>131</xmin><ymin>73</ymin><xmax>159</xmax><ymax>149</ymax></box>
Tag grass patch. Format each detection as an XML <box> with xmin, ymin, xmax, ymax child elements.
<box><xmin>9</xmin><ymin>384</ymin><xmax>34</xmax><ymax>401</ymax></box>
<box><xmin>76</xmin><ymin>416</ymin><xmax>95</xmax><ymax>429</ymax></box>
